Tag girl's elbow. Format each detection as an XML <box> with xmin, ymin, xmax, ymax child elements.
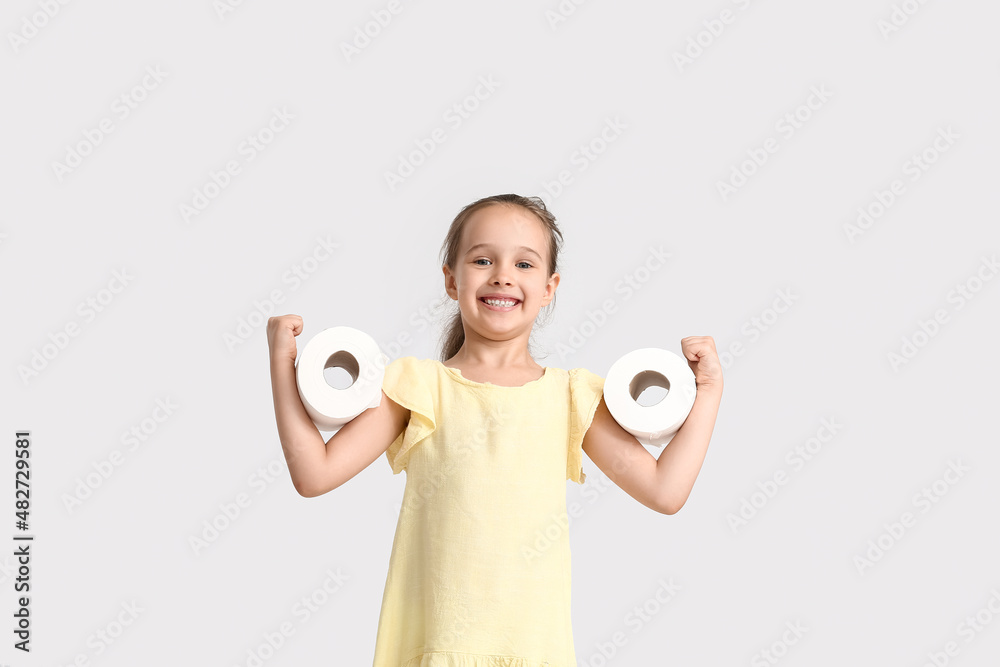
<box><xmin>295</xmin><ymin>476</ymin><xmax>342</xmax><ymax>498</ymax></box>
<box><xmin>291</xmin><ymin>475</ymin><xmax>319</xmax><ymax>498</ymax></box>
<box><xmin>658</xmin><ymin>494</ymin><xmax>686</xmax><ymax>515</ymax></box>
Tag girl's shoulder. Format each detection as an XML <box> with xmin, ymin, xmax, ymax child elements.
<box><xmin>383</xmin><ymin>356</ymin><xmax>438</xmax><ymax>386</ymax></box>
<box><xmin>566</xmin><ymin>365</ymin><xmax>605</xmax><ymax>385</ymax></box>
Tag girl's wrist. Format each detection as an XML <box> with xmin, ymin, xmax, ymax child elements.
<box><xmin>695</xmin><ymin>382</ymin><xmax>723</xmax><ymax>397</ymax></box>
<box><xmin>270</xmin><ymin>354</ymin><xmax>296</xmax><ymax>373</ymax></box>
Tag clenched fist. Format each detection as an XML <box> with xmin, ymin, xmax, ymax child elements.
<box><xmin>267</xmin><ymin>314</ymin><xmax>303</xmax><ymax>365</ymax></box>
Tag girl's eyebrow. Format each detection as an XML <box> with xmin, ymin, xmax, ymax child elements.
<box><xmin>465</xmin><ymin>243</ymin><xmax>542</xmax><ymax>260</ymax></box>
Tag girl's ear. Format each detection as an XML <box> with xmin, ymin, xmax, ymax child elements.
<box><xmin>543</xmin><ymin>272</ymin><xmax>560</xmax><ymax>304</ymax></box>
<box><xmin>442</xmin><ymin>264</ymin><xmax>458</xmax><ymax>300</ymax></box>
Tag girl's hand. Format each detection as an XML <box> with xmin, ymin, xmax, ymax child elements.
<box><xmin>680</xmin><ymin>336</ymin><xmax>723</xmax><ymax>392</ymax></box>
<box><xmin>267</xmin><ymin>314</ymin><xmax>303</xmax><ymax>365</ymax></box>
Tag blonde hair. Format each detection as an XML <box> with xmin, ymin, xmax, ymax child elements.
<box><xmin>437</xmin><ymin>193</ymin><xmax>564</xmax><ymax>362</ymax></box>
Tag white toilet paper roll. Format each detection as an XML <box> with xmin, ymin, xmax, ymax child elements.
<box><xmin>295</xmin><ymin>326</ymin><xmax>389</xmax><ymax>433</ymax></box>
<box><xmin>603</xmin><ymin>348</ymin><xmax>698</xmax><ymax>448</ymax></box>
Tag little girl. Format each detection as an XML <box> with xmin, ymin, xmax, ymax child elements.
<box><xmin>266</xmin><ymin>193</ymin><xmax>724</xmax><ymax>667</ymax></box>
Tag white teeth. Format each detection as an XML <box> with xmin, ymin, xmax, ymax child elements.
<box><xmin>483</xmin><ymin>298</ymin><xmax>517</xmax><ymax>307</ymax></box>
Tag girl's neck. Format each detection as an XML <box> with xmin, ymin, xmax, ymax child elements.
<box><xmin>443</xmin><ymin>350</ymin><xmax>544</xmax><ymax>383</ymax></box>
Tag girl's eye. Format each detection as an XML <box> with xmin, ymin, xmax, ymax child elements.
<box><xmin>473</xmin><ymin>259</ymin><xmax>533</xmax><ymax>269</ymax></box>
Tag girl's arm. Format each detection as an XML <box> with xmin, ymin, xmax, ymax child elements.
<box><xmin>582</xmin><ymin>336</ymin><xmax>723</xmax><ymax>514</ymax></box>
<box><xmin>267</xmin><ymin>315</ymin><xmax>409</xmax><ymax>498</ymax></box>
<box><xmin>649</xmin><ymin>381</ymin><xmax>722</xmax><ymax>513</ymax></box>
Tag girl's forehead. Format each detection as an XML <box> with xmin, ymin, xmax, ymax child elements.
<box><xmin>463</xmin><ymin>206</ymin><xmax>546</xmax><ymax>245</ymax></box>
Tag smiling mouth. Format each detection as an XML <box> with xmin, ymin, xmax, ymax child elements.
<box><xmin>479</xmin><ymin>297</ymin><xmax>520</xmax><ymax>310</ymax></box>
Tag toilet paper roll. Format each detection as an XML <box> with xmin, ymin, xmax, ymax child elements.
<box><xmin>603</xmin><ymin>348</ymin><xmax>698</xmax><ymax>448</ymax></box>
<box><xmin>295</xmin><ymin>326</ymin><xmax>389</xmax><ymax>433</ymax></box>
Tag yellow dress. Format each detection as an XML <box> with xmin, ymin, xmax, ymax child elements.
<box><xmin>373</xmin><ymin>356</ymin><xmax>605</xmax><ymax>667</ymax></box>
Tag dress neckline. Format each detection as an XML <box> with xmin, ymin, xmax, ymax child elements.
<box><xmin>437</xmin><ymin>360</ymin><xmax>549</xmax><ymax>389</ymax></box>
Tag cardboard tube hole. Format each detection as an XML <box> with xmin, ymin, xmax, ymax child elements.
<box><xmin>629</xmin><ymin>370</ymin><xmax>670</xmax><ymax>407</ymax></box>
<box><xmin>322</xmin><ymin>351</ymin><xmax>360</xmax><ymax>390</ymax></box>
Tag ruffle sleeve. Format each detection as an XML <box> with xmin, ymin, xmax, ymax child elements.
<box><xmin>567</xmin><ymin>367</ymin><xmax>605</xmax><ymax>484</ymax></box>
<box><xmin>381</xmin><ymin>356</ymin><xmax>437</xmax><ymax>475</ymax></box>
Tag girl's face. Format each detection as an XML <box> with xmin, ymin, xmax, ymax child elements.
<box><xmin>443</xmin><ymin>204</ymin><xmax>559</xmax><ymax>350</ymax></box>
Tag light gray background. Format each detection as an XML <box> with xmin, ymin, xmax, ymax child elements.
<box><xmin>2</xmin><ymin>1</ymin><xmax>999</xmax><ymax>665</ymax></box>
